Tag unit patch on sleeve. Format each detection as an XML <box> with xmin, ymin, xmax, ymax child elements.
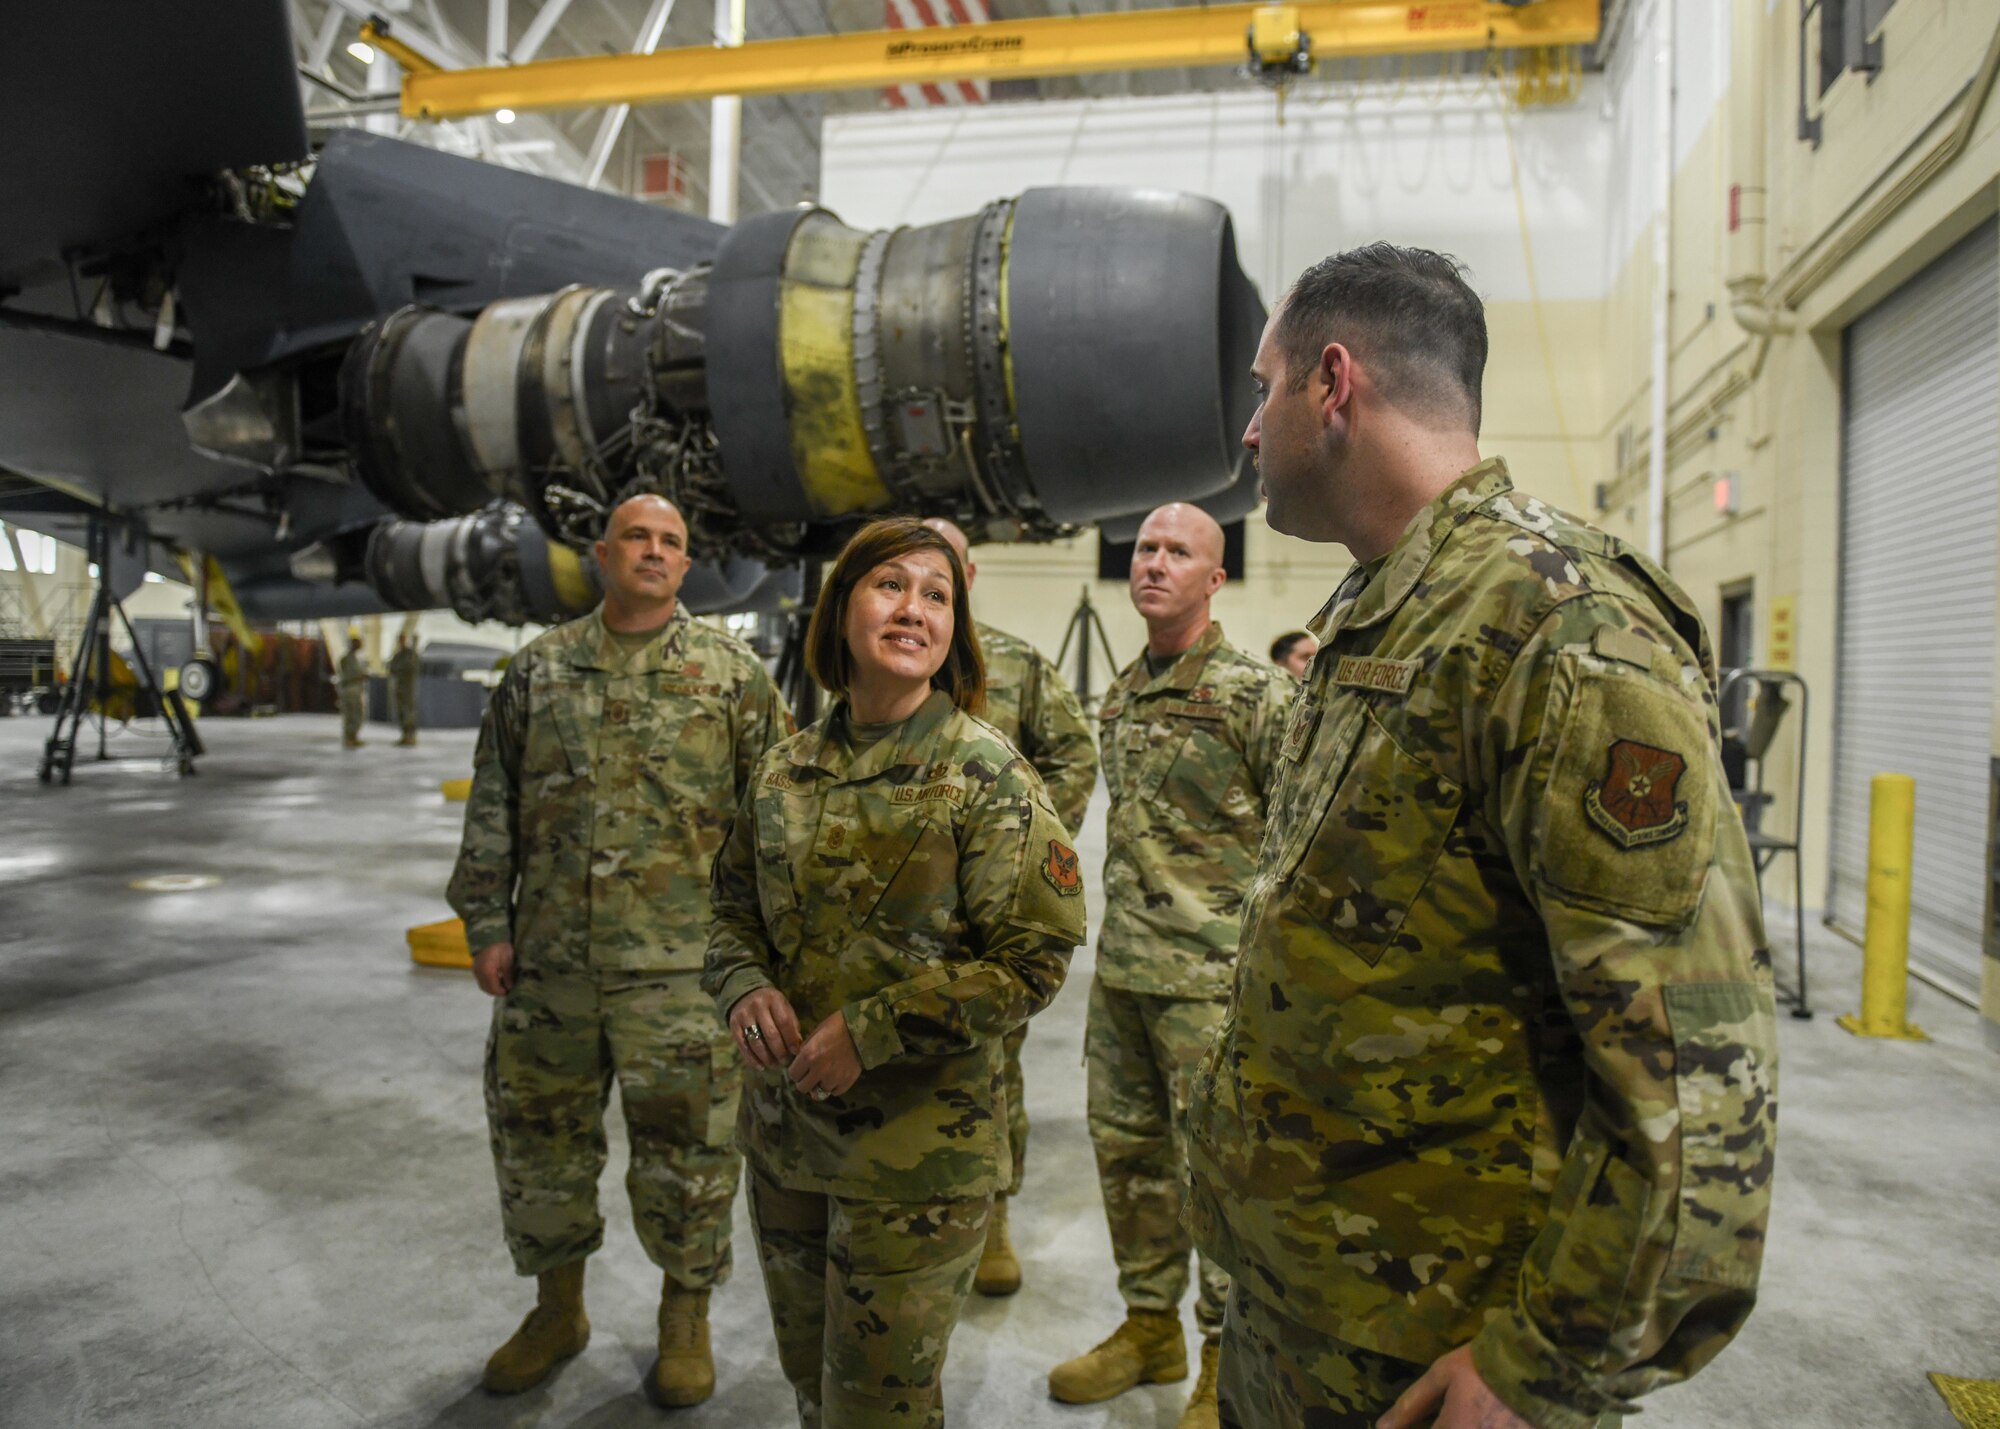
<box><xmin>1042</xmin><ymin>839</ymin><xmax>1082</xmax><ymax>896</ymax></box>
<box><xmin>1584</xmin><ymin>738</ymin><xmax>1690</xmax><ymax>848</ymax></box>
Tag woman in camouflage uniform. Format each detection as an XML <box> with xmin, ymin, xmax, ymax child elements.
<box><xmin>705</xmin><ymin>518</ymin><xmax>1087</xmax><ymax>1428</ymax></box>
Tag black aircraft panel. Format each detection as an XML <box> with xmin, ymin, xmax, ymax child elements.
<box><xmin>0</xmin><ymin>0</ymin><xmax>307</xmax><ymax>290</ymax></box>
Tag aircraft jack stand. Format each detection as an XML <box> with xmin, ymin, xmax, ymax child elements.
<box><xmin>38</xmin><ymin>523</ymin><xmax>203</xmax><ymax>785</ymax></box>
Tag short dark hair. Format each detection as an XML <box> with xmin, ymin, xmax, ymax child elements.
<box><xmin>805</xmin><ymin>518</ymin><xmax>986</xmax><ymax>713</ymax></box>
<box><xmin>1270</xmin><ymin>631</ymin><xmax>1312</xmax><ymax>664</ymax></box>
<box><xmin>1275</xmin><ymin>243</ymin><xmax>1487</xmax><ymax>434</ymax></box>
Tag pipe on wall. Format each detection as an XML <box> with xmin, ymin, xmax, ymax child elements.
<box><xmin>1647</xmin><ymin>0</ymin><xmax>1674</xmax><ymax>564</ymax></box>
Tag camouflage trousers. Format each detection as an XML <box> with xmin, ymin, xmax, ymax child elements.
<box><xmin>1002</xmin><ymin>1021</ymin><xmax>1028</xmax><ymax>1196</ymax></box>
<box><xmin>746</xmin><ymin>1168</ymin><xmax>991</xmax><ymax>1428</ymax></box>
<box><xmin>485</xmin><ymin>966</ymin><xmax>742</xmax><ymax>1285</ymax></box>
<box><xmin>1217</xmin><ymin>1284</ymin><xmax>1623</xmax><ymax>1429</ymax></box>
<box><xmin>340</xmin><ymin>690</ymin><xmax>364</xmax><ymax>741</ymax></box>
<box><xmin>1085</xmin><ymin>975</ymin><xmax>1229</xmax><ymax>1336</ymax></box>
<box><xmin>394</xmin><ymin>686</ymin><xmax>417</xmax><ymax>740</ymax></box>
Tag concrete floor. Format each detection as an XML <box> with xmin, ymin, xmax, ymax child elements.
<box><xmin>0</xmin><ymin>712</ymin><xmax>1995</xmax><ymax>1429</ymax></box>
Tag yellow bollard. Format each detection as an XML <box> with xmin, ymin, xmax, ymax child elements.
<box><xmin>1838</xmin><ymin>773</ymin><xmax>1929</xmax><ymax>1041</ymax></box>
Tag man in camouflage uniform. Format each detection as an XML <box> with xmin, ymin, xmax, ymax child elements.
<box><xmin>389</xmin><ymin>632</ymin><xmax>420</xmax><ymax>746</ymax></box>
<box><xmin>448</xmin><ymin>493</ymin><xmax>790</xmax><ymax>1405</ymax></box>
<box><xmin>924</xmin><ymin>517</ymin><xmax>1099</xmax><ymax>1297</ymax></box>
<box><xmin>1048</xmin><ymin>503</ymin><xmax>1293</xmax><ymax>1429</ymax></box>
<box><xmin>1186</xmin><ymin>244</ymin><xmax>1778</xmax><ymax>1429</ymax></box>
<box><xmin>337</xmin><ymin>635</ymin><xmax>367</xmax><ymax>748</ymax></box>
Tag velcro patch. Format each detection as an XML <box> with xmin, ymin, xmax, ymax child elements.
<box><xmin>1585</xmin><ymin>738</ymin><xmax>1691</xmax><ymax>848</ymax></box>
<box><xmin>892</xmin><ymin>782</ymin><xmax>964</xmax><ymax>807</ymax></box>
<box><xmin>764</xmin><ymin>771</ymin><xmax>799</xmax><ymax>791</ymax></box>
<box><xmin>1162</xmin><ymin>700</ymin><xmax>1226</xmax><ymax>721</ymax></box>
<box><xmin>1333</xmin><ymin>656</ymin><xmax>1420</xmax><ymax>695</ymax></box>
<box><xmin>658</xmin><ymin>679</ymin><xmax>722</xmax><ymax>697</ymax></box>
<box><xmin>1042</xmin><ymin>839</ymin><xmax>1082</xmax><ymax>896</ymax></box>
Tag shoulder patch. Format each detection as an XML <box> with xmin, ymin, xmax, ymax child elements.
<box><xmin>1584</xmin><ymin>739</ymin><xmax>1691</xmax><ymax>848</ymax></box>
<box><xmin>1042</xmin><ymin>839</ymin><xmax>1082</xmax><ymax>896</ymax></box>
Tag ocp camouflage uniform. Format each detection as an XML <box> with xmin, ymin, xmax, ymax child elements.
<box><xmin>337</xmin><ymin>648</ymin><xmax>367</xmax><ymax>745</ymax></box>
<box><xmin>705</xmin><ymin>689</ymin><xmax>1087</xmax><ymax>1427</ymax></box>
<box><xmin>1091</xmin><ymin>623</ymin><xmax>1292</xmax><ymax>1339</ymax></box>
<box><xmin>975</xmin><ymin>619</ymin><xmax>1097</xmax><ymax>1195</ymax></box>
<box><xmin>1185</xmin><ymin>459</ymin><xmax>1778</xmax><ymax>1429</ymax></box>
<box><xmin>389</xmin><ymin>643</ymin><xmax>419</xmax><ymax>744</ymax></box>
<box><xmin>448</xmin><ymin>605</ymin><xmax>790</xmax><ymax>1287</ymax></box>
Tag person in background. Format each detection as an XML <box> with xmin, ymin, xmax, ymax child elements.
<box><xmin>922</xmin><ymin>515</ymin><xmax>1098</xmax><ymax>1297</ymax></box>
<box><xmin>705</xmin><ymin>517</ymin><xmax>1086</xmax><ymax>1428</ymax></box>
<box><xmin>389</xmin><ymin>632</ymin><xmax>420</xmax><ymax>746</ymax></box>
<box><xmin>1048</xmin><ymin>502</ymin><xmax>1294</xmax><ymax>1429</ymax></box>
<box><xmin>1268</xmin><ymin>630</ymin><xmax>1317</xmax><ymax>680</ymax></box>
<box><xmin>337</xmin><ymin>634</ymin><xmax>367</xmax><ymax>748</ymax></box>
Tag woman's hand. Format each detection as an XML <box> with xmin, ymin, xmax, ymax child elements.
<box><xmin>789</xmin><ymin>1009</ymin><xmax>864</xmax><ymax>1101</ymax></box>
<box><xmin>729</xmin><ymin>987</ymin><xmax>802</xmax><ymax>1070</ymax></box>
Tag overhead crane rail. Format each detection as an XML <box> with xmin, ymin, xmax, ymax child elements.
<box><xmin>369</xmin><ymin>0</ymin><xmax>1600</xmax><ymax>120</ymax></box>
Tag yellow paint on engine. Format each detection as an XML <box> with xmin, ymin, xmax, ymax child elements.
<box><xmin>780</xmin><ymin>215</ymin><xmax>890</xmax><ymax>518</ymax></box>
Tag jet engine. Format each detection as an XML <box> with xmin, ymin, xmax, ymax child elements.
<box><xmin>338</xmin><ymin>187</ymin><xmax>1266</xmax><ymax>580</ymax></box>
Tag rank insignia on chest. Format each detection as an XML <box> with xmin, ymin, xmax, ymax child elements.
<box><xmin>1189</xmin><ymin>685</ymin><xmax>1215</xmax><ymax>703</ymax></box>
<box><xmin>1042</xmin><ymin>839</ymin><xmax>1082</xmax><ymax>896</ymax></box>
<box><xmin>826</xmin><ymin>825</ymin><xmax>846</xmax><ymax>850</ymax></box>
<box><xmin>681</xmin><ymin>662</ymin><xmax>705</xmax><ymax>679</ymax></box>
<box><xmin>1585</xmin><ymin>739</ymin><xmax>1691</xmax><ymax>848</ymax></box>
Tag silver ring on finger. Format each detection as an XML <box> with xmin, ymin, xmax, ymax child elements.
<box><xmin>811</xmin><ymin>1087</ymin><xmax>830</xmax><ymax>1102</ymax></box>
<box><xmin>743</xmin><ymin>1024</ymin><xmax>763</xmax><ymax>1042</ymax></box>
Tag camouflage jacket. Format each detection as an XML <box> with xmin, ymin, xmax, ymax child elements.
<box><xmin>337</xmin><ymin>650</ymin><xmax>367</xmax><ymax>690</ymax></box>
<box><xmin>389</xmin><ymin>646</ymin><xmax>418</xmax><ymax>693</ymax></box>
<box><xmin>976</xmin><ymin>620</ymin><xmax>1099</xmax><ymax>835</ymax></box>
<box><xmin>1185</xmin><ymin>460</ymin><xmax>1777</xmax><ymax>1429</ymax></box>
<box><xmin>1096</xmin><ymin>624</ymin><xmax>1294</xmax><ymax>999</ymax></box>
<box><xmin>447</xmin><ymin>605</ymin><xmax>790</xmax><ymax>972</ymax></box>
<box><xmin>703</xmin><ymin>689</ymin><xmax>1087</xmax><ymax>1200</ymax></box>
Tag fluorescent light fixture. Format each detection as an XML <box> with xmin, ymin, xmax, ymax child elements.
<box><xmin>494</xmin><ymin>139</ymin><xmax>557</xmax><ymax>154</ymax></box>
<box><xmin>347</xmin><ymin>40</ymin><xmax>377</xmax><ymax>63</ymax></box>
<box><xmin>495</xmin><ymin>107</ymin><xmax>517</xmax><ymax>124</ymax></box>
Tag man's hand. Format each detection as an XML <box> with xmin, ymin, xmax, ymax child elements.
<box><xmin>788</xmin><ymin>1009</ymin><xmax>863</xmax><ymax>1100</ymax></box>
<box><xmin>729</xmin><ymin>987</ymin><xmax>802</xmax><ymax>1069</ymax></box>
<box><xmin>1378</xmin><ymin>1346</ymin><xmax>1536</xmax><ymax>1429</ymax></box>
<box><xmin>472</xmin><ymin>942</ymin><xmax>516</xmax><ymax>996</ymax></box>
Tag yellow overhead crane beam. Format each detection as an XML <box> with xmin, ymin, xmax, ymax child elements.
<box><xmin>389</xmin><ymin>0</ymin><xmax>1599</xmax><ymax>120</ymax></box>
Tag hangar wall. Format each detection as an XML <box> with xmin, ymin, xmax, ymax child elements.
<box><xmin>826</xmin><ymin>0</ymin><xmax>2000</xmax><ymax>1029</ymax></box>
<box><xmin>821</xmin><ymin>68</ymin><xmax>1613</xmax><ymax>681</ymax></box>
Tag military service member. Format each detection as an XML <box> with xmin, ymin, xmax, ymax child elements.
<box><xmin>336</xmin><ymin>635</ymin><xmax>369</xmax><ymax>748</ymax></box>
<box><xmin>389</xmin><ymin>632</ymin><xmax>420</xmax><ymax>746</ymax></box>
<box><xmin>448</xmin><ymin>493</ymin><xmax>790</xmax><ymax>1406</ymax></box>
<box><xmin>705</xmin><ymin>518</ymin><xmax>1086</xmax><ymax>1429</ymax></box>
<box><xmin>924</xmin><ymin>516</ymin><xmax>1099</xmax><ymax>1297</ymax></box>
<box><xmin>1048</xmin><ymin>503</ymin><xmax>1293</xmax><ymax>1429</ymax></box>
<box><xmin>1186</xmin><ymin>244</ymin><xmax>1778</xmax><ymax>1429</ymax></box>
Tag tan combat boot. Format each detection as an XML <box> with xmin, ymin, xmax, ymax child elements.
<box><xmin>482</xmin><ymin>1260</ymin><xmax>589</xmax><ymax>1394</ymax></box>
<box><xmin>974</xmin><ymin>1195</ymin><xmax>1022</xmax><ymax>1297</ymax></box>
<box><xmin>646</xmin><ymin>1281</ymin><xmax>715</xmax><ymax>1407</ymax></box>
<box><xmin>1177</xmin><ymin>1337</ymin><xmax>1221</xmax><ymax>1429</ymax></box>
<box><xmin>1048</xmin><ymin>1309</ymin><xmax>1188</xmax><ymax>1404</ymax></box>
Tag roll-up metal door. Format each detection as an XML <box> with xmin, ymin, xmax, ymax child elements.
<box><xmin>1828</xmin><ymin>218</ymin><xmax>1999</xmax><ymax>1000</ymax></box>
